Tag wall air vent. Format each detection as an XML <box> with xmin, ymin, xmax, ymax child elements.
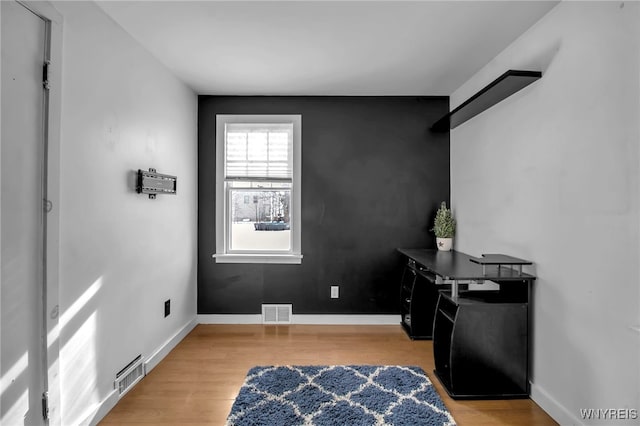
<box><xmin>262</xmin><ymin>304</ymin><xmax>292</xmax><ymax>324</ymax></box>
<box><xmin>114</xmin><ymin>354</ymin><xmax>145</xmax><ymax>397</ymax></box>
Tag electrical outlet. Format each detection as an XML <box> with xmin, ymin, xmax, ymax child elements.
<box><xmin>330</xmin><ymin>286</ymin><xmax>339</xmax><ymax>299</ymax></box>
<box><xmin>164</xmin><ymin>299</ymin><xmax>170</xmax><ymax>317</ymax></box>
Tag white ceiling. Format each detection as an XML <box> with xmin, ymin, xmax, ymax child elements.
<box><xmin>97</xmin><ymin>1</ymin><xmax>559</xmax><ymax>96</ymax></box>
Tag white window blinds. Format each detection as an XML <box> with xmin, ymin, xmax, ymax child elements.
<box><xmin>225</xmin><ymin>123</ymin><xmax>293</xmax><ymax>180</ymax></box>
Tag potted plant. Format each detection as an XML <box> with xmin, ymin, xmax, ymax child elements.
<box><xmin>432</xmin><ymin>201</ymin><xmax>456</xmax><ymax>251</ymax></box>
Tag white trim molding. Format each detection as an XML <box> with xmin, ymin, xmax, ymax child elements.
<box><xmin>79</xmin><ymin>390</ymin><xmax>118</xmax><ymax>426</ymax></box>
<box><xmin>213</xmin><ymin>253</ymin><xmax>303</xmax><ymax>264</ymax></box>
<box><xmin>530</xmin><ymin>381</ymin><xmax>583</xmax><ymax>426</ymax></box>
<box><xmin>11</xmin><ymin>2</ymin><xmax>64</xmax><ymax>425</ymax></box>
<box><xmin>214</xmin><ymin>114</ymin><xmax>302</xmax><ymax>264</ymax></box>
<box><xmin>144</xmin><ymin>318</ymin><xmax>197</xmax><ymax>373</ymax></box>
<box><xmin>197</xmin><ymin>314</ymin><xmax>399</xmax><ymax>325</ymax></box>
<box><xmin>198</xmin><ymin>314</ymin><xmax>264</xmax><ymax>324</ymax></box>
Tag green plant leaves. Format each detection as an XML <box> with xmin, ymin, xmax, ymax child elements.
<box><xmin>432</xmin><ymin>201</ymin><xmax>456</xmax><ymax>238</ymax></box>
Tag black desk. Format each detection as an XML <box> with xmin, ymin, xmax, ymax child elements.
<box><xmin>397</xmin><ymin>249</ymin><xmax>535</xmax><ymax>399</ymax></box>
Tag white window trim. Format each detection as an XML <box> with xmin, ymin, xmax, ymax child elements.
<box><xmin>214</xmin><ymin>114</ymin><xmax>302</xmax><ymax>264</ymax></box>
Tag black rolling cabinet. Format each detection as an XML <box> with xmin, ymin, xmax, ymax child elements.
<box><xmin>399</xmin><ymin>258</ymin><xmax>446</xmax><ymax>339</ymax></box>
<box><xmin>434</xmin><ymin>291</ymin><xmax>529</xmax><ymax>399</ymax></box>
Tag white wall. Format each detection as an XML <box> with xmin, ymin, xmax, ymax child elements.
<box><xmin>450</xmin><ymin>2</ymin><xmax>639</xmax><ymax>425</ymax></box>
<box><xmin>51</xmin><ymin>2</ymin><xmax>197</xmax><ymax>424</ymax></box>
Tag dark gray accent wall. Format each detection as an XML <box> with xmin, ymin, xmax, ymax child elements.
<box><xmin>198</xmin><ymin>96</ymin><xmax>449</xmax><ymax>314</ymax></box>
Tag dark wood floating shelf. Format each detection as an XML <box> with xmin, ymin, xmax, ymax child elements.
<box><xmin>431</xmin><ymin>70</ymin><xmax>542</xmax><ymax>132</ymax></box>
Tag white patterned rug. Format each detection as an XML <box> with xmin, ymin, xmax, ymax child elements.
<box><xmin>226</xmin><ymin>365</ymin><xmax>456</xmax><ymax>426</ymax></box>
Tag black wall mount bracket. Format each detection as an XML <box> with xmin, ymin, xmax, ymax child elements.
<box><xmin>136</xmin><ymin>168</ymin><xmax>177</xmax><ymax>199</ymax></box>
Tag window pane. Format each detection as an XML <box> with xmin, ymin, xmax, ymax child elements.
<box><xmin>268</xmin><ymin>132</ymin><xmax>289</xmax><ymax>161</ymax></box>
<box><xmin>226</xmin><ymin>132</ymin><xmax>247</xmax><ymax>160</ymax></box>
<box><xmin>247</xmin><ymin>132</ymin><xmax>268</xmax><ymax>161</ymax></box>
<box><xmin>230</xmin><ymin>189</ymin><xmax>291</xmax><ymax>251</ymax></box>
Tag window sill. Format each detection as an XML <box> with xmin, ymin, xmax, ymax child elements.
<box><xmin>213</xmin><ymin>253</ymin><xmax>303</xmax><ymax>264</ymax></box>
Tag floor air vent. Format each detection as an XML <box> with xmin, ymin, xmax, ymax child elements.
<box><xmin>262</xmin><ymin>304</ymin><xmax>292</xmax><ymax>324</ymax></box>
<box><xmin>114</xmin><ymin>355</ymin><xmax>144</xmax><ymax>397</ymax></box>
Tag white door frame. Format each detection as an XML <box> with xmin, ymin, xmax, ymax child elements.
<box><xmin>11</xmin><ymin>2</ymin><xmax>63</xmax><ymax>425</ymax></box>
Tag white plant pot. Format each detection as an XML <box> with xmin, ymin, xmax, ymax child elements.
<box><xmin>436</xmin><ymin>237</ymin><xmax>453</xmax><ymax>251</ymax></box>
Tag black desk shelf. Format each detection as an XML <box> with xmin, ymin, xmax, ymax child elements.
<box><xmin>470</xmin><ymin>253</ymin><xmax>533</xmax><ymax>276</ymax></box>
<box><xmin>431</xmin><ymin>70</ymin><xmax>542</xmax><ymax>132</ymax></box>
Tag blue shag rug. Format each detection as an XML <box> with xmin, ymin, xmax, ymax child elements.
<box><xmin>226</xmin><ymin>365</ymin><xmax>456</xmax><ymax>426</ymax></box>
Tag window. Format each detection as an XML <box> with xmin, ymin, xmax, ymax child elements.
<box><xmin>214</xmin><ymin>115</ymin><xmax>302</xmax><ymax>263</ymax></box>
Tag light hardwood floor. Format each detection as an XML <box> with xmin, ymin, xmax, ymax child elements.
<box><xmin>100</xmin><ymin>324</ymin><xmax>558</xmax><ymax>425</ymax></box>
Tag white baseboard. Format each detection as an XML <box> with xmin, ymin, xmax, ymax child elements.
<box><xmin>530</xmin><ymin>381</ymin><xmax>583</xmax><ymax>426</ymax></box>
<box><xmin>145</xmin><ymin>318</ymin><xmax>198</xmax><ymax>373</ymax></box>
<box><xmin>293</xmin><ymin>314</ymin><xmax>398</xmax><ymax>325</ymax></box>
<box><xmin>198</xmin><ymin>314</ymin><xmax>263</xmax><ymax>324</ymax></box>
<box><xmin>197</xmin><ymin>314</ymin><xmax>399</xmax><ymax>325</ymax></box>
<box><xmin>80</xmin><ymin>389</ymin><xmax>118</xmax><ymax>426</ymax></box>
<box><xmin>84</xmin><ymin>318</ymin><xmax>197</xmax><ymax>426</ymax></box>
